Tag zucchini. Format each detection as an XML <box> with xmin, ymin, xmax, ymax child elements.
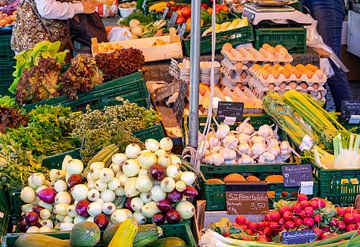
<box><xmin>14</xmin><ymin>234</ymin><xmax>70</xmax><ymax>247</ymax></box>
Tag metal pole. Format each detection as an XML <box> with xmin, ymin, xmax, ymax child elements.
<box><xmin>188</xmin><ymin>0</ymin><xmax>201</xmax><ymax>148</ymax></box>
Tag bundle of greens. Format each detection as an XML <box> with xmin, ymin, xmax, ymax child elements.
<box><xmin>95</xmin><ymin>48</ymin><xmax>145</xmax><ymax>81</ymax></box>
<box><xmin>0</xmin><ymin>107</ymin><xmax>28</xmax><ymax>133</ymax></box>
<box><xmin>60</xmin><ymin>54</ymin><xmax>104</xmax><ymax>100</ymax></box>
<box><xmin>10</xmin><ymin>41</ymin><xmax>68</xmax><ymax>94</ymax></box>
<box><xmin>0</xmin><ymin>95</ymin><xmax>17</xmax><ymax>108</ymax></box>
<box><xmin>16</xmin><ymin>58</ymin><xmax>61</xmax><ymax>105</ymax></box>
<box><xmin>118</xmin><ymin>9</ymin><xmax>154</xmax><ymax>27</ymax></box>
<box><xmin>67</xmin><ymin>100</ymin><xmax>160</xmax><ymax>162</ymax></box>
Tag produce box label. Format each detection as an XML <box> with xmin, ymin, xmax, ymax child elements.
<box><xmin>153</xmin><ymin>80</ymin><xmax>181</xmax><ymax>102</ymax></box>
<box><xmin>225</xmin><ymin>182</ymin><xmax>269</xmax><ymax>215</ymax></box>
<box><xmin>282</xmin><ymin>164</ymin><xmax>313</xmax><ymax>187</ymax></box>
<box><xmin>282</xmin><ymin>230</ymin><xmax>317</xmax><ymax>244</ymax></box>
<box><xmin>217</xmin><ymin>101</ymin><xmax>244</xmax><ymax>122</ymax></box>
<box><xmin>341</xmin><ymin>100</ymin><xmax>360</xmax><ymax>123</ymax></box>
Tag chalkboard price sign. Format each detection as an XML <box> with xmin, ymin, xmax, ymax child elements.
<box><xmin>217</xmin><ymin>101</ymin><xmax>244</xmax><ymax>122</ymax></box>
<box><xmin>225</xmin><ymin>182</ymin><xmax>269</xmax><ymax>215</ymax></box>
<box><xmin>282</xmin><ymin>230</ymin><xmax>317</xmax><ymax>244</ymax></box>
<box><xmin>282</xmin><ymin>164</ymin><xmax>313</xmax><ymax>187</ymax></box>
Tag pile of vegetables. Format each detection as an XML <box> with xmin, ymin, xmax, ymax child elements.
<box><xmin>0</xmin><ymin>106</ymin><xmax>27</xmax><ymax>132</ymax></box>
<box><xmin>17</xmin><ymin>138</ymin><xmax>197</xmax><ymax>233</ymax></box>
<box><xmin>200</xmin><ymin>118</ymin><xmax>292</xmax><ymax>166</ymax></box>
<box><xmin>66</xmin><ymin>100</ymin><xmax>160</xmax><ymax>162</ymax></box>
<box><xmin>201</xmin><ymin>194</ymin><xmax>360</xmax><ymax>246</ymax></box>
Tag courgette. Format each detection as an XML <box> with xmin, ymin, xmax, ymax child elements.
<box><xmin>14</xmin><ymin>234</ymin><xmax>70</xmax><ymax>247</ymax></box>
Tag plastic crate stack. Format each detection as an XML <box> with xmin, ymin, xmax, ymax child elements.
<box><xmin>0</xmin><ymin>28</ymin><xmax>15</xmax><ymax>96</ymax></box>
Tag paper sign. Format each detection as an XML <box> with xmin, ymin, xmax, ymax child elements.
<box><xmin>162</xmin><ymin>7</ymin><xmax>169</xmax><ymax>19</ymax></box>
<box><xmin>217</xmin><ymin>101</ymin><xmax>244</xmax><ymax>122</ymax></box>
<box><xmin>225</xmin><ymin>182</ymin><xmax>269</xmax><ymax>215</ymax></box>
<box><xmin>168</xmin><ymin>12</ymin><xmax>178</xmax><ymax>27</ymax></box>
<box><xmin>341</xmin><ymin>100</ymin><xmax>360</xmax><ymax>122</ymax></box>
<box><xmin>178</xmin><ymin>24</ymin><xmax>187</xmax><ymax>39</ymax></box>
<box><xmin>282</xmin><ymin>164</ymin><xmax>313</xmax><ymax>187</ymax></box>
<box><xmin>282</xmin><ymin>230</ymin><xmax>317</xmax><ymax>244</ymax></box>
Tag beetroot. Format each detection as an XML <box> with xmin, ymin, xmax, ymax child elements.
<box><xmin>149</xmin><ymin>164</ymin><xmax>165</xmax><ymax>181</ymax></box>
<box><xmin>67</xmin><ymin>174</ymin><xmax>84</xmax><ymax>188</ymax></box>
<box><xmin>165</xmin><ymin>209</ymin><xmax>181</xmax><ymax>224</ymax></box>
<box><xmin>153</xmin><ymin>213</ymin><xmax>166</xmax><ymax>225</ymax></box>
<box><xmin>37</xmin><ymin>188</ymin><xmax>56</xmax><ymax>204</ymax></box>
<box><xmin>183</xmin><ymin>186</ymin><xmax>198</xmax><ymax>197</ymax></box>
<box><xmin>94</xmin><ymin>214</ymin><xmax>109</xmax><ymax>230</ymax></box>
<box><xmin>167</xmin><ymin>190</ymin><xmax>183</xmax><ymax>203</ymax></box>
<box><xmin>157</xmin><ymin>199</ymin><xmax>172</xmax><ymax>212</ymax></box>
<box><xmin>76</xmin><ymin>200</ymin><xmax>90</xmax><ymax>217</ymax></box>
<box><xmin>25</xmin><ymin>211</ymin><xmax>39</xmax><ymax>226</ymax></box>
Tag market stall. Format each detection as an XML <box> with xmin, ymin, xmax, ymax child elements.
<box><xmin>0</xmin><ymin>0</ymin><xmax>360</xmax><ymax>246</ymax></box>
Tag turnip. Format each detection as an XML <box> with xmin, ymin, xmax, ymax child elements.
<box><xmin>137</xmin><ymin>152</ymin><xmax>157</xmax><ymax>169</ymax></box>
<box><xmin>55</xmin><ymin>192</ymin><xmax>72</xmax><ymax>205</ymax></box>
<box><xmin>39</xmin><ymin>209</ymin><xmax>51</xmax><ymax>220</ymax></box>
<box><xmin>118</xmin><ymin>173</ymin><xmax>129</xmax><ymax>186</ymax></box>
<box><xmin>26</xmin><ymin>226</ymin><xmax>40</xmax><ymax>233</ymax></box>
<box><xmin>20</xmin><ymin>187</ymin><xmax>36</xmax><ymax>203</ymax></box>
<box><xmin>59</xmin><ymin>222</ymin><xmax>74</xmax><ymax>231</ymax></box>
<box><xmin>135</xmin><ymin>174</ymin><xmax>153</xmax><ymax>193</ymax></box>
<box><xmin>21</xmin><ymin>204</ymin><xmax>33</xmax><ymax>214</ymax></box>
<box><xmin>87</xmin><ymin>202</ymin><xmax>102</xmax><ymax>217</ymax></box>
<box><xmin>155</xmin><ymin>149</ymin><xmax>166</xmax><ymax>157</ymax></box>
<box><xmin>64</xmin><ymin>216</ymin><xmax>73</xmax><ymax>223</ymax></box>
<box><xmin>122</xmin><ymin>159</ymin><xmax>141</xmax><ymax>177</ymax></box>
<box><xmin>66</xmin><ymin>159</ymin><xmax>83</xmax><ymax>176</ymax></box>
<box><xmin>133</xmin><ymin>212</ymin><xmax>147</xmax><ymax>224</ymax></box>
<box><xmin>159</xmin><ymin>137</ymin><xmax>173</xmax><ymax>152</ymax></box>
<box><xmin>67</xmin><ymin>205</ymin><xmax>77</xmax><ymax>217</ymax></box>
<box><xmin>29</xmin><ymin>173</ymin><xmax>46</xmax><ymax>187</ymax></box>
<box><xmin>131</xmin><ymin>197</ymin><xmax>144</xmax><ymax>212</ymax></box>
<box><xmin>140</xmin><ymin>192</ymin><xmax>152</xmax><ymax>204</ymax></box>
<box><xmin>150</xmin><ymin>185</ymin><xmax>166</xmax><ymax>202</ymax></box>
<box><xmin>124</xmin><ymin>177</ymin><xmax>140</xmax><ymax>198</ymax></box>
<box><xmin>170</xmin><ymin>155</ymin><xmax>182</xmax><ymax>167</ymax></box>
<box><xmin>111</xmin><ymin>209</ymin><xmax>131</xmax><ymax>224</ymax></box>
<box><xmin>38</xmin><ymin>188</ymin><xmax>57</xmax><ymax>204</ymax></box>
<box><xmin>115</xmin><ymin>187</ymin><xmax>125</xmax><ymax>196</ymax></box>
<box><xmin>158</xmin><ymin>155</ymin><xmax>172</xmax><ymax>168</ymax></box>
<box><xmin>38</xmin><ymin>200</ymin><xmax>53</xmax><ymax>211</ymax></box>
<box><xmin>50</xmin><ymin>169</ymin><xmax>66</xmax><ymax>183</ymax></box>
<box><xmin>108</xmin><ymin>178</ymin><xmax>121</xmax><ymax>191</ymax></box>
<box><xmin>95</xmin><ymin>180</ymin><xmax>107</xmax><ymax>192</ymax></box>
<box><xmin>175</xmin><ymin>181</ymin><xmax>186</xmax><ymax>192</ymax></box>
<box><xmin>166</xmin><ymin>165</ymin><xmax>180</xmax><ymax>178</ymax></box>
<box><xmin>71</xmin><ymin>184</ymin><xmax>89</xmax><ymax>201</ymax></box>
<box><xmin>102</xmin><ymin>202</ymin><xmax>116</xmax><ymax>215</ymax></box>
<box><xmin>160</xmin><ymin>177</ymin><xmax>176</xmax><ymax>193</ymax></box>
<box><xmin>180</xmin><ymin>172</ymin><xmax>196</xmax><ymax>186</ymax></box>
<box><xmin>145</xmin><ymin>139</ymin><xmax>160</xmax><ymax>152</ymax></box>
<box><xmin>125</xmin><ymin>144</ymin><xmax>141</xmax><ymax>158</ymax></box>
<box><xmin>111</xmin><ymin>153</ymin><xmax>127</xmax><ymax>166</ymax></box>
<box><xmin>99</xmin><ymin>168</ymin><xmax>114</xmax><ymax>183</ymax></box>
<box><xmin>141</xmin><ymin>202</ymin><xmax>160</xmax><ymax>218</ymax></box>
<box><xmin>101</xmin><ymin>190</ymin><xmax>116</xmax><ymax>202</ymax></box>
<box><xmin>54</xmin><ymin>180</ymin><xmax>67</xmax><ymax>192</ymax></box>
<box><xmin>39</xmin><ymin>219</ymin><xmax>53</xmax><ymax>229</ymax></box>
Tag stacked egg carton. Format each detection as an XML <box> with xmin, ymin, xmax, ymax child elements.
<box><xmin>169</xmin><ymin>58</ymin><xmax>221</xmax><ymax>84</ymax></box>
<box><xmin>220</xmin><ymin>58</ymin><xmax>251</xmax><ymax>88</ymax></box>
<box><xmin>248</xmin><ymin>63</ymin><xmax>328</xmax><ymax>101</ymax></box>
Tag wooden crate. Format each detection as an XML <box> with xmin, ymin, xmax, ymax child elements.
<box><xmin>92</xmin><ymin>28</ymin><xmax>183</xmax><ymax>62</ymax></box>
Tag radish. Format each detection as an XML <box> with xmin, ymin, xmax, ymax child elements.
<box><xmin>344</xmin><ymin>213</ymin><xmax>355</xmax><ymax>224</ymax></box>
<box><xmin>248</xmin><ymin>222</ymin><xmax>258</xmax><ymax>231</ymax></box>
<box><xmin>346</xmin><ymin>207</ymin><xmax>355</xmax><ymax>213</ymax></box>
<box><xmin>279</xmin><ymin>205</ymin><xmax>291</xmax><ymax>215</ymax></box>
<box><xmin>313</xmin><ymin>228</ymin><xmax>323</xmax><ymax>238</ymax></box>
<box><xmin>269</xmin><ymin>221</ymin><xmax>280</xmax><ymax>231</ymax></box>
<box><xmin>303</xmin><ymin>207</ymin><xmax>314</xmax><ymax>217</ymax></box>
<box><xmin>303</xmin><ymin>218</ymin><xmax>314</xmax><ymax>227</ymax></box>
<box><xmin>292</xmin><ymin>203</ymin><xmax>302</xmax><ymax>214</ymax></box>
<box><xmin>284</xmin><ymin>221</ymin><xmax>296</xmax><ymax>230</ymax></box>
<box><xmin>269</xmin><ymin>211</ymin><xmax>281</xmax><ymax>222</ymax></box>
<box><xmin>297</xmin><ymin>194</ymin><xmax>308</xmax><ymax>202</ymax></box>
<box><xmin>235</xmin><ymin>215</ymin><xmax>246</xmax><ymax>225</ymax></box>
<box><xmin>337</xmin><ymin>207</ymin><xmax>346</xmax><ymax>216</ymax></box>
<box><xmin>314</xmin><ymin>214</ymin><xmax>321</xmax><ymax>223</ymax></box>
<box><xmin>329</xmin><ymin>218</ymin><xmax>338</xmax><ymax>227</ymax></box>
<box><xmin>282</xmin><ymin>211</ymin><xmax>294</xmax><ymax>221</ymax></box>
<box><xmin>337</xmin><ymin>220</ymin><xmax>346</xmax><ymax>230</ymax></box>
<box><xmin>300</xmin><ymin>200</ymin><xmax>310</xmax><ymax>209</ymax></box>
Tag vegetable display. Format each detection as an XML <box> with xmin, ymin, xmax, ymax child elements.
<box><xmin>201</xmin><ymin>194</ymin><xmax>360</xmax><ymax>246</ymax></box>
<box><xmin>200</xmin><ymin>119</ymin><xmax>291</xmax><ymax>166</ymax></box>
<box><xmin>17</xmin><ymin>138</ymin><xmax>197</xmax><ymax>233</ymax></box>
<box><xmin>0</xmin><ymin>106</ymin><xmax>27</xmax><ymax>132</ymax></box>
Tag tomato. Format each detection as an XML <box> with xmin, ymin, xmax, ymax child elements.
<box><xmin>176</xmin><ymin>16</ymin><xmax>186</xmax><ymax>24</ymax></box>
<box><xmin>181</xmin><ymin>6</ymin><xmax>191</xmax><ymax>19</ymax></box>
<box><xmin>215</xmin><ymin>4</ymin><xmax>223</xmax><ymax>13</ymax></box>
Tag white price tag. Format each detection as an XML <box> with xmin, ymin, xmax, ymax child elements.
<box><xmin>349</xmin><ymin>115</ymin><xmax>360</xmax><ymax>124</ymax></box>
<box><xmin>224</xmin><ymin>116</ymin><xmax>236</xmax><ymax>125</ymax></box>
<box><xmin>299</xmin><ymin>135</ymin><xmax>314</xmax><ymax>151</ymax></box>
<box><xmin>300</xmin><ymin>181</ymin><xmax>314</xmax><ymax>195</ymax></box>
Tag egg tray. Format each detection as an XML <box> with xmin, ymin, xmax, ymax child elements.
<box><xmin>221</xmin><ymin>47</ymin><xmax>293</xmax><ymax>64</ymax></box>
<box><xmin>221</xmin><ymin>67</ymin><xmax>251</xmax><ymax>83</ymax></box>
<box><xmin>248</xmin><ymin>67</ymin><xmax>328</xmax><ymax>86</ymax></box>
<box><xmin>220</xmin><ymin>58</ymin><xmax>249</xmax><ymax>71</ymax></box>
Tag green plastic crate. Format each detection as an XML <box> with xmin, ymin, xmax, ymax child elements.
<box><xmin>23</xmin><ymin>72</ymin><xmax>149</xmax><ymax>111</ymax></box>
<box><xmin>0</xmin><ymin>33</ymin><xmax>14</xmax><ymax>59</ymax></box>
<box><xmin>314</xmin><ymin>165</ymin><xmax>360</xmax><ymax>206</ymax></box>
<box><xmin>0</xmin><ymin>188</ymin><xmax>10</xmax><ymax>236</ymax></box>
<box><xmin>202</xmin><ymin>178</ymin><xmax>319</xmax><ymax>211</ymax></box>
<box><xmin>42</xmin><ymin>149</ymin><xmax>81</xmax><ymax>170</ymax></box>
<box><xmin>254</xmin><ymin>27</ymin><xmax>306</xmax><ymax>54</ymax></box>
<box><xmin>183</xmin><ymin>25</ymin><xmax>254</xmax><ymax>57</ymax></box>
<box><xmin>289</xmin><ymin>1</ymin><xmax>302</xmax><ymax>11</ymax></box>
<box><xmin>133</xmin><ymin>124</ymin><xmax>165</xmax><ymax>142</ymax></box>
<box><xmin>160</xmin><ymin>221</ymin><xmax>197</xmax><ymax>247</ymax></box>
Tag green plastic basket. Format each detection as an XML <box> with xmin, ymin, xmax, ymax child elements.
<box><xmin>254</xmin><ymin>27</ymin><xmax>306</xmax><ymax>54</ymax></box>
<box><xmin>183</xmin><ymin>25</ymin><xmax>254</xmax><ymax>57</ymax></box>
<box><xmin>314</xmin><ymin>165</ymin><xmax>360</xmax><ymax>206</ymax></box>
<box><xmin>133</xmin><ymin>124</ymin><xmax>165</xmax><ymax>142</ymax></box>
<box><xmin>0</xmin><ymin>33</ymin><xmax>14</xmax><ymax>59</ymax></box>
<box><xmin>0</xmin><ymin>188</ymin><xmax>10</xmax><ymax>236</ymax></box>
<box><xmin>202</xmin><ymin>178</ymin><xmax>319</xmax><ymax>211</ymax></box>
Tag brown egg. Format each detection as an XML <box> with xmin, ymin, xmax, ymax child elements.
<box><xmin>296</xmin><ymin>64</ymin><xmax>306</xmax><ymax>72</ymax></box>
<box><xmin>223</xmin><ymin>43</ymin><xmax>233</xmax><ymax>52</ymax></box>
<box><xmin>279</xmin><ymin>82</ymin><xmax>287</xmax><ymax>89</ymax></box>
<box><xmin>289</xmin><ymin>82</ymin><xmax>297</xmax><ymax>89</ymax></box>
<box><xmin>260</xmin><ymin>69</ymin><xmax>269</xmax><ymax>79</ymax></box>
<box><xmin>268</xmin><ymin>83</ymin><xmax>276</xmax><ymax>90</ymax></box>
<box><xmin>271</xmin><ymin>70</ymin><xmax>280</xmax><ymax>79</ymax></box>
<box><xmin>304</xmin><ymin>70</ymin><xmax>314</xmax><ymax>79</ymax></box>
<box><xmin>236</xmin><ymin>62</ymin><xmax>244</xmax><ymax>70</ymax></box>
<box><xmin>263</xmin><ymin>64</ymin><xmax>271</xmax><ymax>68</ymax></box>
<box><xmin>300</xmin><ymin>82</ymin><xmax>308</xmax><ymax>89</ymax></box>
<box><xmin>315</xmin><ymin>70</ymin><xmax>324</xmax><ymax>79</ymax></box>
<box><xmin>273</xmin><ymin>63</ymin><xmax>281</xmax><ymax>69</ymax></box>
<box><xmin>282</xmin><ymin>69</ymin><xmax>291</xmax><ymax>79</ymax></box>
<box><xmin>306</xmin><ymin>64</ymin><xmax>319</xmax><ymax>72</ymax></box>
<box><xmin>312</xmin><ymin>83</ymin><xmax>319</xmax><ymax>89</ymax></box>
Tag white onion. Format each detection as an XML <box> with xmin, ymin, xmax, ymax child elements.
<box><xmin>159</xmin><ymin>137</ymin><xmax>173</xmax><ymax>152</ymax></box>
<box><xmin>145</xmin><ymin>139</ymin><xmax>160</xmax><ymax>152</ymax></box>
<box><xmin>125</xmin><ymin>144</ymin><xmax>142</xmax><ymax>158</ymax></box>
<box><xmin>122</xmin><ymin>159</ymin><xmax>141</xmax><ymax>177</ymax></box>
<box><xmin>20</xmin><ymin>187</ymin><xmax>36</xmax><ymax>203</ymax></box>
<box><xmin>111</xmin><ymin>153</ymin><xmax>127</xmax><ymax>166</ymax></box>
